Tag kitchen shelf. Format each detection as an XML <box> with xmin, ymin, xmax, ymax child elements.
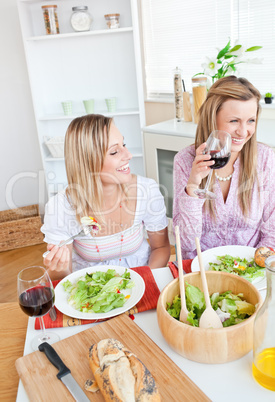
<box><xmin>44</xmin><ymin>157</ymin><xmax>65</xmax><ymax>162</ymax></box>
<box><xmin>26</xmin><ymin>27</ymin><xmax>133</xmax><ymax>42</ymax></box>
<box><xmin>39</xmin><ymin>109</ymin><xmax>140</xmax><ymax>121</ymax></box>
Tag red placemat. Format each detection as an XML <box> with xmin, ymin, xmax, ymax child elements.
<box><xmin>168</xmin><ymin>259</ymin><xmax>192</xmax><ymax>278</ymax></box>
<box><xmin>35</xmin><ymin>266</ymin><xmax>160</xmax><ymax>329</ymax></box>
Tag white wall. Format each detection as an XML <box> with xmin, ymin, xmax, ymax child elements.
<box><xmin>1</xmin><ymin>1</ymin><xmax>275</xmax><ymax>214</ymax></box>
<box><xmin>0</xmin><ymin>0</ymin><xmax>44</xmax><ymax>212</ymax></box>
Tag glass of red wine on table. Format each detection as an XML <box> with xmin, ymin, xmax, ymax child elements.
<box><xmin>18</xmin><ymin>266</ymin><xmax>60</xmax><ymax>350</ymax></box>
<box><xmin>194</xmin><ymin>130</ymin><xmax>232</xmax><ymax>200</ymax></box>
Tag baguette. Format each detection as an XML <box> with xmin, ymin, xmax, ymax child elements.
<box><xmin>88</xmin><ymin>338</ymin><xmax>161</xmax><ymax>401</ymax></box>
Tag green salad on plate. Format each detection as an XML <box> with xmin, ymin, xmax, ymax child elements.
<box><xmin>208</xmin><ymin>254</ymin><xmax>265</xmax><ymax>282</ymax></box>
<box><xmin>62</xmin><ymin>268</ymin><xmax>135</xmax><ymax>314</ymax></box>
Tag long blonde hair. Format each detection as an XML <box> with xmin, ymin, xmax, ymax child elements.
<box><xmin>195</xmin><ymin>76</ymin><xmax>261</xmax><ymax>217</ymax></box>
<box><xmin>64</xmin><ymin>114</ymin><xmax>126</xmax><ymax>224</ymax></box>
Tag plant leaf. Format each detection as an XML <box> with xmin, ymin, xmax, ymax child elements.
<box><xmin>217</xmin><ymin>66</ymin><xmax>225</xmax><ymax>76</ymax></box>
<box><xmin>217</xmin><ymin>40</ymin><xmax>231</xmax><ymax>59</ymax></box>
<box><xmin>193</xmin><ymin>72</ymin><xmax>205</xmax><ymax>77</ymax></box>
<box><xmin>245</xmin><ymin>46</ymin><xmax>262</xmax><ymax>52</ymax></box>
<box><xmin>229</xmin><ymin>45</ymin><xmax>242</xmax><ymax>52</ymax></box>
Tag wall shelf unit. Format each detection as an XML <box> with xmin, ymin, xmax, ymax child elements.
<box><xmin>17</xmin><ymin>0</ymin><xmax>145</xmax><ymax>200</ymax></box>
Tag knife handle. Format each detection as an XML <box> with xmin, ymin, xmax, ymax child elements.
<box><xmin>39</xmin><ymin>342</ymin><xmax>71</xmax><ymax>379</ymax></box>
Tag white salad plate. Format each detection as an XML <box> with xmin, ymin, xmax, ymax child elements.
<box><xmin>191</xmin><ymin>245</ymin><xmax>267</xmax><ymax>290</ymax></box>
<box><xmin>55</xmin><ymin>265</ymin><xmax>145</xmax><ymax>320</ymax></box>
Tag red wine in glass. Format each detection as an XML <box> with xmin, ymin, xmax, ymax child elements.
<box><xmin>19</xmin><ymin>285</ymin><xmax>54</xmax><ymax>317</ymax></box>
<box><xmin>209</xmin><ymin>151</ymin><xmax>231</xmax><ymax>169</ymax></box>
<box><xmin>194</xmin><ymin>130</ymin><xmax>232</xmax><ymax>200</ymax></box>
<box><xmin>17</xmin><ymin>266</ymin><xmax>60</xmax><ymax>350</ymax></box>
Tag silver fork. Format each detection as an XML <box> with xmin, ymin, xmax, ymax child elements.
<box><xmin>42</xmin><ymin>225</ymin><xmax>92</xmax><ymax>258</ymax></box>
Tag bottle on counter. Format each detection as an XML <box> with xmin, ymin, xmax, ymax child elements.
<box><xmin>41</xmin><ymin>5</ymin><xmax>60</xmax><ymax>35</ymax></box>
<box><xmin>173</xmin><ymin>67</ymin><xmax>183</xmax><ymax>122</ymax></box>
<box><xmin>252</xmin><ymin>255</ymin><xmax>275</xmax><ymax>391</ymax></box>
<box><xmin>71</xmin><ymin>6</ymin><xmax>93</xmax><ymax>32</ymax></box>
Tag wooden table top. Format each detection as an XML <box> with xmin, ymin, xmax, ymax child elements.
<box><xmin>0</xmin><ymin>302</ymin><xmax>28</xmax><ymax>402</ymax></box>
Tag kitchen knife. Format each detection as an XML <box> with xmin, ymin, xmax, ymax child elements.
<box><xmin>49</xmin><ymin>306</ymin><xmax>57</xmax><ymax>321</ymax></box>
<box><xmin>173</xmin><ymin>260</ymin><xmax>187</xmax><ymax>274</ymax></box>
<box><xmin>39</xmin><ymin>342</ymin><xmax>89</xmax><ymax>402</ymax></box>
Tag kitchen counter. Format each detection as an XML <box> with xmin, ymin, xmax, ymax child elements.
<box><xmin>142</xmin><ymin>119</ymin><xmax>197</xmax><ymax>137</ymax></box>
<box><xmin>142</xmin><ymin>116</ymin><xmax>275</xmax><ymax>148</ymax></box>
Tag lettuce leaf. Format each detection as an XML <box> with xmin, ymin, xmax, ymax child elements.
<box><xmin>166</xmin><ymin>285</ymin><xmax>255</xmax><ymax>328</ymax></box>
<box><xmin>208</xmin><ymin>254</ymin><xmax>265</xmax><ymax>282</ymax></box>
<box><xmin>63</xmin><ymin>269</ymin><xmax>134</xmax><ymax>313</ymax></box>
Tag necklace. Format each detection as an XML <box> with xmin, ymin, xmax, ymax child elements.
<box><xmin>93</xmin><ymin>204</ymin><xmax>124</xmax><ymax>265</ymax></box>
<box><xmin>215</xmin><ymin>171</ymin><xmax>233</xmax><ymax>182</ymax></box>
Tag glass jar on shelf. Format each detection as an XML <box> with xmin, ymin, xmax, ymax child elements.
<box><xmin>41</xmin><ymin>5</ymin><xmax>60</xmax><ymax>35</ymax></box>
<box><xmin>71</xmin><ymin>6</ymin><xmax>93</xmax><ymax>32</ymax></box>
<box><xmin>104</xmin><ymin>14</ymin><xmax>120</xmax><ymax>29</ymax></box>
<box><xmin>191</xmin><ymin>76</ymin><xmax>207</xmax><ymax>124</ymax></box>
<box><xmin>252</xmin><ymin>255</ymin><xmax>275</xmax><ymax>391</ymax></box>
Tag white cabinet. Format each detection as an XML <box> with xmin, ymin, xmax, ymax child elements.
<box><xmin>17</xmin><ymin>0</ymin><xmax>145</xmax><ymax>199</ymax></box>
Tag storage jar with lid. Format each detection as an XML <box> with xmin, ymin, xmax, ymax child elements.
<box><xmin>191</xmin><ymin>76</ymin><xmax>207</xmax><ymax>123</ymax></box>
<box><xmin>104</xmin><ymin>14</ymin><xmax>120</xmax><ymax>29</ymax></box>
<box><xmin>173</xmin><ymin>67</ymin><xmax>183</xmax><ymax>121</ymax></box>
<box><xmin>71</xmin><ymin>6</ymin><xmax>93</xmax><ymax>32</ymax></box>
<box><xmin>41</xmin><ymin>5</ymin><xmax>60</xmax><ymax>35</ymax></box>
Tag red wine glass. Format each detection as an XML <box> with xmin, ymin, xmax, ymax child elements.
<box><xmin>194</xmin><ymin>130</ymin><xmax>232</xmax><ymax>200</ymax></box>
<box><xmin>17</xmin><ymin>266</ymin><xmax>60</xmax><ymax>350</ymax></box>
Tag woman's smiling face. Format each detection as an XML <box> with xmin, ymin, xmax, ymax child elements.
<box><xmin>100</xmin><ymin>123</ymin><xmax>132</xmax><ymax>186</ymax></box>
<box><xmin>216</xmin><ymin>98</ymin><xmax>257</xmax><ymax>155</ymax></box>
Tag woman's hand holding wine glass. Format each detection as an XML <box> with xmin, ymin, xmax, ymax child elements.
<box><xmin>193</xmin><ymin>130</ymin><xmax>232</xmax><ymax>200</ymax></box>
<box><xmin>186</xmin><ymin>143</ymin><xmax>215</xmax><ymax>195</ymax></box>
<box><xmin>17</xmin><ymin>266</ymin><xmax>60</xmax><ymax>351</ymax></box>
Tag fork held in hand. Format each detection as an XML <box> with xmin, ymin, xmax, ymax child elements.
<box><xmin>42</xmin><ymin>226</ymin><xmax>92</xmax><ymax>258</ymax></box>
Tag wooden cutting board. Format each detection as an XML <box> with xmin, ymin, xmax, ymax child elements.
<box><xmin>16</xmin><ymin>314</ymin><xmax>210</xmax><ymax>401</ymax></box>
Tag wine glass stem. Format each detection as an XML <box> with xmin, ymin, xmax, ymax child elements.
<box><xmin>204</xmin><ymin>169</ymin><xmax>213</xmax><ymax>192</ymax></box>
<box><xmin>38</xmin><ymin>316</ymin><xmax>49</xmax><ymax>342</ymax></box>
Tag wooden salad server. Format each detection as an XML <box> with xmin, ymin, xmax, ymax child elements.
<box><xmin>175</xmin><ymin>226</ymin><xmax>189</xmax><ymax>324</ymax></box>
<box><xmin>195</xmin><ymin>237</ymin><xmax>223</xmax><ymax>329</ymax></box>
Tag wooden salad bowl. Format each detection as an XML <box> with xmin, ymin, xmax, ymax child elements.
<box><xmin>157</xmin><ymin>271</ymin><xmax>262</xmax><ymax>364</ymax></box>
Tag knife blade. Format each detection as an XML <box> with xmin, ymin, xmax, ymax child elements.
<box><xmin>173</xmin><ymin>260</ymin><xmax>187</xmax><ymax>274</ymax></box>
<box><xmin>38</xmin><ymin>342</ymin><xmax>89</xmax><ymax>402</ymax></box>
<box><xmin>49</xmin><ymin>307</ymin><xmax>57</xmax><ymax>321</ymax></box>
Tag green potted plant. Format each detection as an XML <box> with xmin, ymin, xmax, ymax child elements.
<box><xmin>264</xmin><ymin>92</ymin><xmax>273</xmax><ymax>104</ymax></box>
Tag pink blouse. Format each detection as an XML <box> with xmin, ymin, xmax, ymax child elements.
<box><xmin>173</xmin><ymin>142</ymin><xmax>275</xmax><ymax>259</ymax></box>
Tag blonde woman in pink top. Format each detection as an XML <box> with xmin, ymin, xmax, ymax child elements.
<box><xmin>173</xmin><ymin>76</ymin><xmax>275</xmax><ymax>259</ymax></box>
<box><xmin>42</xmin><ymin>114</ymin><xmax>170</xmax><ymax>279</ymax></box>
